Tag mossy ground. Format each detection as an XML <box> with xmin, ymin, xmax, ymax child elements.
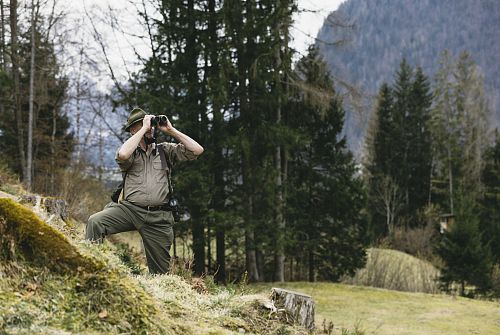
<box><xmin>0</xmin><ymin>197</ymin><xmax>308</xmax><ymax>334</ymax></box>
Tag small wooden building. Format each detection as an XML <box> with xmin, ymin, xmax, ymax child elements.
<box><xmin>439</xmin><ymin>214</ymin><xmax>455</xmax><ymax>233</ymax></box>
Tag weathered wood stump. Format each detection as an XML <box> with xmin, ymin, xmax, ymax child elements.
<box><xmin>271</xmin><ymin>287</ymin><xmax>315</xmax><ymax>331</ymax></box>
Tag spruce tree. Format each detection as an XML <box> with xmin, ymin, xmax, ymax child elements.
<box><xmin>480</xmin><ymin>130</ymin><xmax>500</xmax><ymax>264</ymax></box>
<box><xmin>392</xmin><ymin>59</ymin><xmax>413</xmax><ymax>210</ymax></box>
<box><xmin>367</xmin><ymin>60</ymin><xmax>433</xmax><ymax>238</ymax></box>
<box><xmin>437</xmin><ymin>193</ymin><xmax>492</xmax><ymax>296</ymax></box>
<box><xmin>287</xmin><ymin>46</ymin><xmax>366</xmax><ymax>281</ymax></box>
<box><xmin>406</xmin><ymin>67</ymin><xmax>433</xmax><ymax>219</ymax></box>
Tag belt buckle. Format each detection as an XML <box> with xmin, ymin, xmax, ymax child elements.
<box><xmin>146</xmin><ymin>205</ymin><xmax>154</xmax><ymax>211</ymax></box>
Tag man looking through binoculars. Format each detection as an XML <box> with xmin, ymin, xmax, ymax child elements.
<box><xmin>85</xmin><ymin>107</ymin><xmax>204</xmax><ymax>274</ymax></box>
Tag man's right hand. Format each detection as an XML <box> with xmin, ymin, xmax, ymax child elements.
<box><xmin>142</xmin><ymin>114</ymin><xmax>154</xmax><ymax>131</ymax></box>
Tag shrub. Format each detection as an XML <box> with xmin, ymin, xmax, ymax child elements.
<box><xmin>342</xmin><ymin>248</ymin><xmax>440</xmax><ymax>293</ymax></box>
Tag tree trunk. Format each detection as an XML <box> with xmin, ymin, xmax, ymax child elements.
<box><xmin>27</xmin><ymin>0</ymin><xmax>38</xmax><ymax>191</ymax></box>
<box><xmin>0</xmin><ymin>0</ymin><xmax>5</xmax><ymax>131</ymax></box>
<box><xmin>447</xmin><ymin>147</ymin><xmax>454</xmax><ymax>214</ymax></box>
<box><xmin>273</xmin><ymin>2</ymin><xmax>285</xmax><ymax>282</ymax></box>
<box><xmin>192</xmin><ymin>218</ymin><xmax>206</xmax><ymax>276</ymax></box>
<box><xmin>274</xmin><ymin>141</ymin><xmax>285</xmax><ymax>282</ymax></box>
<box><xmin>207</xmin><ymin>221</ymin><xmax>212</xmax><ymax>271</ymax></box>
<box><xmin>245</xmin><ymin>194</ymin><xmax>259</xmax><ymax>282</ymax></box>
<box><xmin>0</xmin><ymin>0</ymin><xmax>5</xmax><ymax>69</ymax></box>
<box><xmin>271</xmin><ymin>288</ymin><xmax>315</xmax><ymax>331</ymax></box>
<box><xmin>10</xmin><ymin>0</ymin><xmax>26</xmax><ymax>181</ymax></box>
<box><xmin>75</xmin><ymin>48</ymin><xmax>84</xmax><ymax>162</ymax></box>
<box><xmin>50</xmin><ymin>106</ymin><xmax>56</xmax><ymax>194</ymax></box>
<box><xmin>308</xmin><ymin>248</ymin><xmax>315</xmax><ymax>282</ymax></box>
<box><xmin>185</xmin><ymin>0</ymin><xmax>205</xmax><ymax>277</ymax></box>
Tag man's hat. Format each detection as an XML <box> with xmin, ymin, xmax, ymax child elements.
<box><xmin>124</xmin><ymin>107</ymin><xmax>146</xmax><ymax>132</ymax></box>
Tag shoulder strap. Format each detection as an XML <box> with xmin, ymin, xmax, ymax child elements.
<box><xmin>159</xmin><ymin>145</ymin><xmax>174</xmax><ymax>197</ymax></box>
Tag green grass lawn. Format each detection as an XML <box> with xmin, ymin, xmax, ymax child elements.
<box><xmin>251</xmin><ymin>282</ymin><xmax>500</xmax><ymax>335</ymax></box>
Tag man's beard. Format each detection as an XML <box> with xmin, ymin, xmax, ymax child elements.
<box><xmin>144</xmin><ymin>134</ymin><xmax>155</xmax><ymax>145</ymax></box>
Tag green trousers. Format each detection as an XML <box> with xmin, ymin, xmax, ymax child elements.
<box><xmin>85</xmin><ymin>201</ymin><xmax>174</xmax><ymax>274</ymax></box>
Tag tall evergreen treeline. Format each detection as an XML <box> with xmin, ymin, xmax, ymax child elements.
<box><xmin>367</xmin><ymin>52</ymin><xmax>497</xmax><ymax>296</ymax></box>
<box><xmin>121</xmin><ymin>0</ymin><xmax>367</xmax><ymax>283</ymax></box>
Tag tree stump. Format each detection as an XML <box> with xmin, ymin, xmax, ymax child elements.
<box><xmin>271</xmin><ymin>287</ymin><xmax>315</xmax><ymax>331</ymax></box>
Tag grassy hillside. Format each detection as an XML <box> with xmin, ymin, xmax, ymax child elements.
<box><xmin>0</xmin><ymin>193</ymin><xmax>308</xmax><ymax>335</ymax></box>
<box><xmin>252</xmin><ymin>282</ymin><xmax>500</xmax><ymax>335</ymax></box>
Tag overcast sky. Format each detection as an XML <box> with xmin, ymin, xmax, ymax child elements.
<box><xmin>66</xmin><ymin>0</ymin><xmax>345</xmax><ymax>88</ymax></box>
<box><xmin>292</xmin><ymin>0</ymin><xmax>346</xmax><ymax>57</ymax></box>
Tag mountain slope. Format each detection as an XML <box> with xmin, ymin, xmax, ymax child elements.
<box><xmin>317</xmin><ymin>0</ymin><xmax>500</xmax><ymax>155</ymax></box>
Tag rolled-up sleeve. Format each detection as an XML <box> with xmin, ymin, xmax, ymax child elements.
<box><xmin>161</xmin><ymin>142</ymin><xmax>198</xmax><ymax>165</ymax></box>
<box><xmin>115</xmin><ymin>148</ymin><xmax>134</xmax><ymax>172</ymax></box>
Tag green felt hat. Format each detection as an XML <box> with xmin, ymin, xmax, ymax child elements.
<box><xmin>124</xmin><ymin>107</ymin><xmax>146</xmax><ymax>132</ymax></box>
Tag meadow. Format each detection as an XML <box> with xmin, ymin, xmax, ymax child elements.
<box><xmin>252</xmin><ymin>282</ymin><xmax>500</xmax><ymax>335</ymax></box>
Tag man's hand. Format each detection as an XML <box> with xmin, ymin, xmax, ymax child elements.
<box><xmin>158</xmin><ymin>116</ymin><xmax>176</xmax><ymax>135</ymax></box>
<box><xmin>142</xmin><ymin>114</ymin><xmax>154</xmax><ymax>131</ymax></box>
<box><xmin>159</xmin><ymin>117</ymin><xmax>204</xmax><ymax>156</ymax></box>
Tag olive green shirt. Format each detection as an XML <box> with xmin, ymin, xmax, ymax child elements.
<box><xmin>115</xmin><ymin>142</ymin><xmax>197</xmax><ymax>206</ymax></box>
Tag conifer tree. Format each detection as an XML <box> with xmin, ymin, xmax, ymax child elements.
<box><xmin>480</xmin><ymin>130</ymin><xmax>500</xmax><ymax>264</ymax></box>
<box><xmin>437</xmin><ymin>193</ymin><xmax>492</xmax><ymax>296</ymax></box>
<box><xmin>406</xmin><ymin>67</ymin><xmax>433</xmax><ymax>219</ymax></box>
<box><xmin>367</xmin><ymin>60</ymin><xmax>433</xmax><ymax>237</ymax></box>
<box><xmin>288</xmin><ymin>46</ymin><xmax>366</xmax><ymax>281</ymax></box>
<box><xmin>391</xmin><ymin>59</ymin><xmax>413</xmax><ymax>209</ymax></box>
<box><xmin>366</xmin><ymin>83</ymin><xmax>396</xmax><ymax>237</ymax></box>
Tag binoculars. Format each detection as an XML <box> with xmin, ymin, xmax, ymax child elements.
<box><xmin>151</xmin><ymin>115</ymin><xmax>169</xmax><ymax>127</ymax></box>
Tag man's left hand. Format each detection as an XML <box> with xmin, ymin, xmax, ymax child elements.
<box><xmin>158</xmin><ymin>117</ymin><xmax>176</xmax><ymax>135</ymax></box>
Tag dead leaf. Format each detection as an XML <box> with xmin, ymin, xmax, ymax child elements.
<box><xmin>26</xmin><ymin>283</ymin><xmax>38</xmax><ymax>292</ymax></box>
<box><xmin>98</xmin><ymin>310</ymin><xmax>108</xmax><ymax>319</ymax></box>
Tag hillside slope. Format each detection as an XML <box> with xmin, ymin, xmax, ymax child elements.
<box><xmin>0</xmin><ymin>195</ymin><xmax>308</xmax><ymax>334</ymax></box>
<box><xmin>317</xmin><ymin>0</ymin><xmax>500</xmax><ymax>155</ymax></box>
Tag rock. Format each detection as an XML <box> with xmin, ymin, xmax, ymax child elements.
<box><xmin>19</xmin><ymin>194</ymin><xmax>37</xmax><ymax>206</ymax></box>
<box><xmin>43</xmin><ymin>197</ymin><xmax>68</xmax><ymax>221</ymax></box>
<box><xmin>0</xmin><ymin>198</ymin><xmax>104</xmax><ymax>273</ymax></box>
<box><xmin>0</xmin><ymin>190</ymin><xmax>18</xmax><ymax>201</ymax></box>
<box><xmin>271</xmin><ymin>287</ymin><xmax>315</xmax><ymax>331</ymax></box>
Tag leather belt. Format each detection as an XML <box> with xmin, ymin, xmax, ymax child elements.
<box><xmin>135</xmin><ymin>204</ymin><xmax>169</xmax><ymax>211</ymax></box>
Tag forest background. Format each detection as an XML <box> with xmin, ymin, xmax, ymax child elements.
<box><xmin>1</xmin><ymin>0</ymin><xmax>499</xmax><ymax>298</ymax></box>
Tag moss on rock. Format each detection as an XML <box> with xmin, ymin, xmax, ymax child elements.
<box><xmin>0</xmin><ymin>198</ymin><xmax>103</xmax><ymax>273</ymax></box>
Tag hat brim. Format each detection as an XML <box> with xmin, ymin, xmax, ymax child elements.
<box><xmin>124</xmin><ymin>118</ymin><xmax>144</xmax><ymax>132</ymax></box>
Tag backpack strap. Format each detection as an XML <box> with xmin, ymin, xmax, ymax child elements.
<box><xmin>159</xmin><ymin>144</ymin><xmax>174</xmax><ymax>198</ymax></box>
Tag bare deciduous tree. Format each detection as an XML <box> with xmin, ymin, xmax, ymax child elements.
<box><xmin>373</xmin><ymin>175</ymin><xmax>404</xmax><ymax>235</ymax></box>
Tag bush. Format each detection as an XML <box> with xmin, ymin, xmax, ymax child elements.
<box><xmin>387</xmin><ymin>204</ymin><xmax>441</xmax><ymax>263</ymax></box>
<box><xmin>342</xmin><ymin>248</ymin><xmax>440</xmax><ymax>293</ymax></box>
<box><xmin>0</xmin><ymin>162</ymin><xmax>26</xmax><ymax>196</ymax></box>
